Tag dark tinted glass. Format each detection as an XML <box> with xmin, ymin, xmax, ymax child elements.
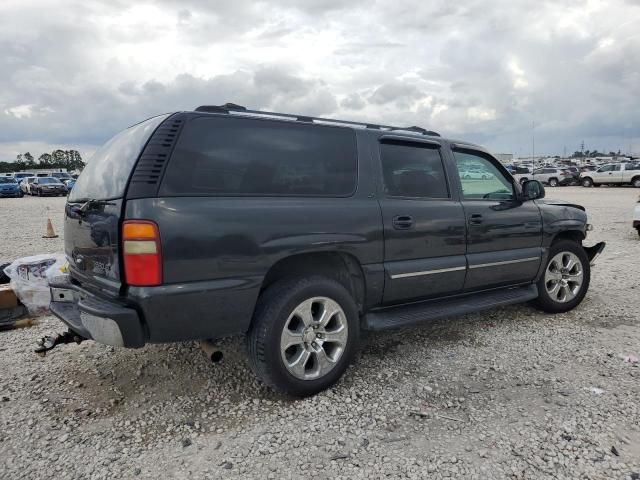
<box><xmin>0</xmin><ymin>177</ymin><xmax>16</xmax><ymax>184</ymax></box>
<box><xmin>161</xmin><ymin>116</ymin><xmax>357</xmax><ymax>196</ymax></box>
<box><xmin>39</xmin><ymin>177</ymin><xmax>58</xmax><ymax>184</ymax></box>
<box><xmin>628</xmin><ymin>163</ymin><xmax>640</xmax><ymax>170</ymax></box>
<box><xmin>70</xmin><ymin>114</ymin><xmax>169</xmax><ymax>202</ymax></box>
<box><xmin>380</xmin><ymin>142</ymin><xmax>448</xmax><ymax>198</ymax></box>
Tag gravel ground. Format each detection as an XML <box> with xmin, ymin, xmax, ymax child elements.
<box><xmin>1</xmin><ymin>188</ymin><xmax>639</xmax><ymax>480</ymax></box>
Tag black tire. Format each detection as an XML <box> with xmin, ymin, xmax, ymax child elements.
<box><xmin>632</xmin><ymin>177</ymin><xmax>640</xmax><ymax>188</ymax></box>
<box><xmin>247</xmin><ymin>276</ymin><xmax>360</xmax><ymax>397</ymax></box>
<box><xmin>533</xmin><ymin>240</ymin><xmax>590</xmax><ymax>313</ymax></box>
<box><xmin>548</xmin><ymin>178</ymin><xmax>558</xmax><ymax>187</ymax></box>
<box><xmin>519</xmin><ymin>177</ymin><xmax>529</xmax><ymax>184</ymax></box>
<box><xmin>581</xmin><ymin>177</ymin><xmax>593</xmax><ymax>187</ymax></box>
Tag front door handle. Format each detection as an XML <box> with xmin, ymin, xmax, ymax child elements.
<box><xmin>469</xmin><ymin>213</ymin><xmax>483</xmax><ymax>225</ymax></box>
<box><xmin>392</xmin><ymin>215</ymin><xmax>414</xmax><ymax>230</ymax></box>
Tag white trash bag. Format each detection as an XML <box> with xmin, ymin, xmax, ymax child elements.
<box><xmin>2</xmin><ymin>254</ymin><xmax>68</xmax><ymax>315</ymax></box>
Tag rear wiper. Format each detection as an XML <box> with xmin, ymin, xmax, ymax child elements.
<box><xmin>72</xmin><ymin>199</ymin><xmax>116</xmax><ymax>215</ymax></box>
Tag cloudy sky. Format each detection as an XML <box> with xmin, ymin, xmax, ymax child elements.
<box><xmin>1</xmin><ymin>0</ymin><xmax>639</xmax><ymax>162</ymax></box>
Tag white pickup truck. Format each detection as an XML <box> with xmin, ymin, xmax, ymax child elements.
<box><xmin>580</xmin><ymin>163</ymin><xmax>640</xmax><ymax>188</ymax></box>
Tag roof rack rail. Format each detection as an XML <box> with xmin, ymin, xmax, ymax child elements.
<box><xmin>193</xmin><ymin>104</ymin><xmax>440</xmax><ymax>137</ymax></box>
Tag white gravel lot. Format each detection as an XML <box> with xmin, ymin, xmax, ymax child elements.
<box><xmin>1</xmin><ymin>188</ymin><xmax>639</xmax><ymax>480</ymax></box>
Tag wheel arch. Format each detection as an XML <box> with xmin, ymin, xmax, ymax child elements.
<box><xmin>258</xmin><ymin>251</ymin><xmax>366</xmax><ymax>314</ymax></box>
<box><xmin>552</xmin><ymin>230</ymin><xmax>585</xmax><ymax>245</ymax></box>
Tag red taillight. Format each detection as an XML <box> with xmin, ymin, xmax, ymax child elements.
<box><xmin>122</xmin><ymin>220</ymin><xmax>162</xmax><ymax>286</ymax></box>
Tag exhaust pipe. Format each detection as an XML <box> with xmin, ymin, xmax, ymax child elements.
<box><xmin>200</xmin><ymin>340</ymin><xmax>223</xmax><ymax>363</ymax></box>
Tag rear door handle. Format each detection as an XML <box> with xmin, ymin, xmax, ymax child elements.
<box><xmin>469</xmin><ymin>214</ymin><xmax>483</xmax><ymax>225</ymax></box>
<box><xmin>392</xmin><ymin>215</ymin><xmax>414</xmax><ymax>230</ymax></box>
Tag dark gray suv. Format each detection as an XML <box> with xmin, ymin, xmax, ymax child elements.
<box><xmin>49</xmin><ymin>104</ymin><xmax>605</xmax><ymax>396</ymax></box>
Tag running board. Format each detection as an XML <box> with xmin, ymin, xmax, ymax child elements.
<box><xmin>363</xmin><ymin>284</ymin><xmax>538</xmax><ymax>331</ymax></box>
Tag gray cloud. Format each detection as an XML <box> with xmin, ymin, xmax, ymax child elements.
<box><xmin>0</xmin><ymin>0</ymin><xmax>639</xmax><ymax>160</ymax></box>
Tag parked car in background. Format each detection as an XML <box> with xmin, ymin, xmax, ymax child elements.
<box><xmin>13</xmin><ymin>172</ymin><xmax>34</xmax><ymax>185</ymax></box>
<box><xmin>512</xmin><ymin>166</ymin><xmax>533</xmax><ymax>184</ymax></box>
<box><xmin>48</xmin><ymin>105</ymin><xmax>605</xmax><ymax>396</ymax></box>
<box><xmin>580</xmin><ymin>163</ymin><xmax>640</xmax><ymax>187</ymax></box>
<box><xmin>30</xmin><ymin>177</ymin><xmax>67</xmax><ymax>196</ymax></box>
<box><xmin>0</xmin><ymin>177</ymin><xmax>23</xmax><ymax>197</ymax></box>
<box><xmin>20</xmin><ymin>177</ymin><xmax>37</xmax><ymax>195</ymax></box>
<box><xmin>458</xmin><ymin>167</ymin><xmax>495</xmax><ymax>180</ymax></box>
<box><xmin>563</xmin><ymin>166</ymin><xmax>580</xmax><ymax>185</ymax></box>
<box><xmin>62</xmin><ymin>178</ymin><xmax>76</xmax><ymax>192</ymax></box>
<box><xmin>51</xmin><ymin>172</ymin><xmax>73</xmax><ymax>182</ymax></box>
<box><xmin>531</xmin><ymin>167</ymin><xmax>572</xmax><ymax>186</ymax></box>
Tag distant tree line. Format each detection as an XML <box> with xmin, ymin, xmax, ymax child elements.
<box><xmin>0</xmin><ymin>150</ymin><xmax>85</xmax><ymax>173</ymax></box>
<box><xmin>570</xmin><ymin>149</ymin><xmax>622</xmax><ymax>158</ymax></box>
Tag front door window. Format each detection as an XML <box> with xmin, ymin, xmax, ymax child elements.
<box><xmin>453</xmin><ymin>151</ymin><xmax>514</xmax><ymax>200</ymax></box>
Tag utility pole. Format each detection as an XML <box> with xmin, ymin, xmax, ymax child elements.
<box><xmin>532</xmin><ymin>121</ymin><xmax>535</xmax><ymax>171</ymax></box>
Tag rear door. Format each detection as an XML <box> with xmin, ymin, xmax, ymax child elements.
<box><xmin>450</xmin><ymin>147</ymin><xmax>543</xmax><ymax>290</ymax></box>
<box><xmin>65</xmin><ymin>114</ymin><xmax>170</xmax><ymax>295</ymax></box>
<box><xmin>376</xmin><ymin>137</ymin><xmax>467</xmax><ymax>304</ymax></box>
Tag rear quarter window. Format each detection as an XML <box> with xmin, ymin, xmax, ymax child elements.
<box><xmin>160</xmin><ymin>116</ymin><xmax>357</xmax><ymax>197</ymax></box>
<box><xmin>69</xmin><ymin>114</ymin><xmax>169</xmax><ymax>202</ymax></box>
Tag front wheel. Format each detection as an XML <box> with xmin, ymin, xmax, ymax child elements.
<box><xmin>581</xmin><ymin>178</ymin><xmax>593</xmax><ymax>187</ymax></box>
<box><xmin>548</xmin><ymin>178</ymin><xmax>559</xmax><ymax>187</ymax></box>
<box><xmin>534</xmin><ymin>240</ymin><xmax>590</xmax><ymax>313</ymax></box>
<box><xmin>247</xmin><ymin>276</ymin><xmax>359</xmax><ymax>397</ymax></box>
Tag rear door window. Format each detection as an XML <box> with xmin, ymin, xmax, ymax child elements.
<box><xmin>160</xmin><ymin>116</ymin><xmax>357</xmax><ymax>196</ymax></box>
<box><xmin>69</xmin><ymin>114</ymin><xmax>169</xmax><ymax>202</ymax></box>
<box><xmin>379</xmin><ymin>141</ymin><xmax>449</xmax><ymax>198</ymax></box>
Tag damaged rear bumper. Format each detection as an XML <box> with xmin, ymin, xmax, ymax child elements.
<box><xmin>49</xmin><ymin>276</ymin><xmax>145</xmax><ymax>348</ymax></box>
<box><xmin>584</xmin><ymin>241</ymin><xmax>606</xmax><ymax>265</ymax></box>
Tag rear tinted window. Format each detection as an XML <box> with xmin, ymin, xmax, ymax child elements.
<box><xmin>380</xmin><ymin>142</ymin><xmax>448</xmax><ymax>198</ymax></box>
<box><xmin>160</xmin><ymin>116</ymin><xmax>357</xmax><ymax>196</ymax></box>
<box><xmin>69</xmin><ymin>114</ymin><xmax>169</xmax><ymax>202</ymax></box>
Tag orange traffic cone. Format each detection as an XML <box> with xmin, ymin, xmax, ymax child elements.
<box><xmin>43</xmin><ymin>218</ymin><xmax>59</xmax><ymax>238</ymax></box>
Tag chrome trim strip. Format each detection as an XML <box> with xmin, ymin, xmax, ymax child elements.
<box><xmin>469</xmin><ymin>257</ymin><xmax>539</xmax><ymax>269</ymax></box>
<box><xmin>390</xmin><ymin>266</ymin><xmax>466</xmax><ymax>279</ymax></box>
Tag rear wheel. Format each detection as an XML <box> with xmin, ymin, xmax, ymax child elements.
<box><xmin>632</xmin><ymin>177</ymin><xmax>640</xmax><ymax>188</ymax></box>
<box><xmin>247</xmin><ymin>276</ymin><xmax>359</xmax><ymax>397</ymax></box>
<box><xmin>548</xmin><ymin>178</ymin><xmax>559</xmax><ymax>187</ymax></box>
<box><xmin>534</xmin><ymin>240</ymin><xmax>590</xmax><ymax>313</ymax></box>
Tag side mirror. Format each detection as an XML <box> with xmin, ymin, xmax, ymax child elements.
<box><xmin>522</xmin><ymin>179</ymin><xmax>545</xmax><ymax>200</ymax></box>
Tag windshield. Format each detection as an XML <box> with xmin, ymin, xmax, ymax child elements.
<box><xmin>53</xmin><ymin>172</ymin><xmax>71</xmax><ymax>178</ymax></box>
<box><xmin>0</xmin><ymin>177</ymin><xmax>17</xmax><ymax>184</ymax></box>
<box><xmin>70</xmin><ymin>114</ymin><xmax>169</xmax><ymax>202</ymax></box>
<box><xmin>39</xmin><ymin>177</ymin><xmax>59</xmax><ymax>184</ymax></box>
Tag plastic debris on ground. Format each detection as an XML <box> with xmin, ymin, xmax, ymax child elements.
<box><xmin>2</xmin><ymin>254</ymin><xmax>67</xmax><ymax>315</ymax></box>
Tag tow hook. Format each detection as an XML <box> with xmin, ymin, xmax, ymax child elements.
<box><xmin>35</xmin><ymin>330</ymin><xmax>85</xmax><ymax>357</ymax></box>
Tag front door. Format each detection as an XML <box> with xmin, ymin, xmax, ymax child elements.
<box><xmin>377</xmin><ymin>138</ymin><xmax>467</xmax><ymax>304</ymax></box>
<box><xmin>451</xmin><ymin>148</ymin><xmax>543</xmax><ymax>290</ymax></box>
<box><xmin>593</xmin><ymin>164</ymin><xmax>622</xmax><ymax>184</ymax></box>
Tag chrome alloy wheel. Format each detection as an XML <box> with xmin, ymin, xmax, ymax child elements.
<box><xmin>280</xmin><ymin>297</ymin><xmax>348</xmax><ymax>380</ymax></box>
<box><xmin>544</xmin><ymin>252</ymin><xmax>584</xmax><ymax>303</ymax></box>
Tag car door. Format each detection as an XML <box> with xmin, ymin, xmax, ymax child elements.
<box><xmin>376</xmin><ymin>136</ymin><xmax>467</xmax><ymax>304</ymax></box>
<box><xmin>609</xmin><ymin>164</ymin><xmax>623</xmax><ymax>183</ymax></box>
<box><xmin>450</xmin><ymin>147</ymin><xmax>543</xmax><ymax>290</ymax></box>
<box><xmin>593</xmin><ymin>164</ymin><xmax>619</xmax><ymax>183</ymax></box>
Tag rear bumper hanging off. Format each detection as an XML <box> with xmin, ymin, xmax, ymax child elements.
<box><xmin>49</xmin><ymin>276</ymin><xmax>145</xmax><ymax>348</ymax></box>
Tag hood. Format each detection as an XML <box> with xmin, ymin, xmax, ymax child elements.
<box><xmin>536</xmin><ymin>198</ymin><xmax>585</xmax><ymax>211</ymax></box>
